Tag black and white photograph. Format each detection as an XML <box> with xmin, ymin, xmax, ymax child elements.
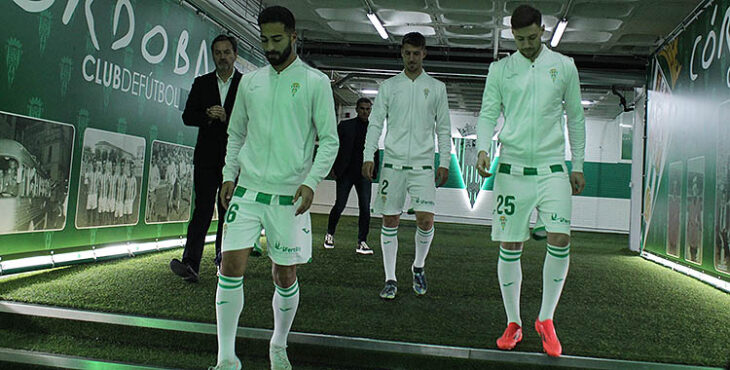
<box><xmin>715</xmin><ymin>100</ymin><xmax>730</xmax><ymax>274</ymax></box>
<box><xmin>75</xmin><ymin>128</ymin><xmax>145</xmax><ymax>228</ymax></box>
<box><xmin>145</xmin><ymin>140</ymin><xmax>194</xmax><ymax>224</ymax></box>
<box><xmin>0</xmin><ymin>111</ymin><xmax>74</xmax><ymax>235</ymax></box>
<box><xmin>685</xmin><ymin>156</ymin><xmax>704</xmax><ymax>265</ymax></box>
<box><xmin>667</xmin><ymin>161</ymin><xmax>682</xmax><ymax>258</ymax></box>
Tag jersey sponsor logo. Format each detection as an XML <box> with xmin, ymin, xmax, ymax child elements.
<box><xmin>291</xmin><ymin>82</ymin><xmax>300</xmax><ymax>96</ymax></box>
<box><xmin>549</xmin><ymin>68</ymin><xmax>558</xmax><ymax>82</ymax></box>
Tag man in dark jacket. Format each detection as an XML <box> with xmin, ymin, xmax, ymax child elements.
<box><xmin>324</xmin><ymin>97</ymin><xmax>379</xmax><ymax>254</ymax></box>
<box><xmin>170</xmin><ymin>35</ymin><xmax>242</xmax><ymax>282</ymax></box>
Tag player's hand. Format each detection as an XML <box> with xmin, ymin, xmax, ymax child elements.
<box><xmin>294</xmin><ymin>184</ymin><xmax>314</xmax><ymax>216</ymax></box>
<box><xmin>476</xmin><ymin>151</ymin><xmax>492</xmax><ymax>177</ymax></box>
<box><xmin>435</xmin><ymin>167</ymin><xmax>449</xmax><ymax>187</ymax></box>
<box><xmin>570</xmin><ymin>172</ymin><xmax>586</xmax><ymax>195</ymax></box>
<box><xmin>362</xmin><ymin>161</ymin><xmax>374</xmax><ymax>181</ymax></box>
<box><xmin>220</xmin><ymin>181</ymin><xmax>235</xmax><ymax>210</ymax></box>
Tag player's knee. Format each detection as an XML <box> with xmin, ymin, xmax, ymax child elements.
<box><xmin>416</xmin><ymin>218</ymin><xmax>433</xmax><ymax>231</ymax></box>
<box><xmin>383</xmin><ymin>215</ymin><xmax>400</xmax><ymax>228</ymax></box>
<box><xmin>547</xmin><ymin>232</ymin><xmax>570</xmax><ymax>247</ymax></box>
<box><xmin>220</xmin><ymin>255</ymin><xmax>245</xmax><ymax>276</ymax></box>
<box><xmin>272</xmin><ymin>263</ymin><xmax>297</xmax><ymax>286</ymax></box>
<box><xmin>501</xmin><ymin>242</ymin><xmax>523</xmax><ymax>251</ymax></box>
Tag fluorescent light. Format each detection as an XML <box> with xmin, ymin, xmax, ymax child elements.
<box><xmin>550</xmin><ymin>19</ymin><xmax>568</xmax><ymax>47</ymax></box>
<box><xmin>367</xmin><ymin>12</ymin><xmax>388</xmax><ymax>39</ymax></box>
<box><xmin>0</xmin><ymin>234</ymin><xmax>217</xmax><ymax>275</ymax></box>
<box><xmin>642</xmin><ymin>251</ymin><xmax>730</xmax><ymax>293</ymax></box>
<box><xmin>361</xmin><ymin>89</ymin><xmax>378</xmax><ymax>95</ymax></box>
<box><xmin>581</xmin><ymin>100</ymin><xmax>594</xmax><ymax>106</ymax></box>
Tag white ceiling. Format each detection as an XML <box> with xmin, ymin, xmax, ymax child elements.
<box><xmin>190</xmin><ymin>0</ymin><xmax>705</xmax><ymax>120</ymax></box>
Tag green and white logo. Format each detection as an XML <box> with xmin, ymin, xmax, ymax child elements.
<box><xmin>27</xmin><ymin>97</ymin><xmax>43</xmax><ymax>118</ymax></box>
<box><xmin>39</xmin><ymin>10</ymin><xmax>52</xmax><ymax>55</ymax></box>
<box><xmin>117</xmin><ymin>118</ymin><xmax>128</xmax><ymax>134</ymax></box>
<box><xmin>60</xmin><ymin>57</ymin><xmax>73</xmax><ymax>97</ymax></box>
<box><xmin>6</xmin><ymin>38</ymin><xmax>23</xmax><ymax>87</ymax></box>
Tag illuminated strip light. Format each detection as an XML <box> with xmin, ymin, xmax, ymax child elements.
<box><xmin>641</xmin><ymin>251</ymin><xmax>730</xmax><ymax>293</ymax></box>
<box><xmin>367</xmin><ymin>12</ymin><xmax>388</xmax><ymax>40</ymax></box>
<box><xmin>550</xmin><ymin>19</ymin><xmax>568</xmax><ymax>48</ymax></box>
<box><xmin>0</xmin><ymin>234</ymin><xmax>217</xmax><ymax>276</ymax></box>
<box><xmin>361</xmin><ymin>89</ymin><xmax>378</xmax><ymax>95</ymax></box>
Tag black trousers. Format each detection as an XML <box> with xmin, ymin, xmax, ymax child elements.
<box><xmin>327</xmin><ymin>175</ymin><xmax>372</xmax><ymax>243</ymax></box>
<box><xmin>182</xmin><ymin>165</ymin><xmax>224</xmax><ymax>272</ymax></box>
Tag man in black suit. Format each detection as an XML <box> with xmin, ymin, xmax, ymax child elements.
<box><xmin>324</xmin><ymin>98</ymin><xmax>379</xmax><ymax>254</ymax></box>
<box><xmin>170</xmin><ymin>35</ymin><xmax>242</xmax><ymax>282</ymax></box>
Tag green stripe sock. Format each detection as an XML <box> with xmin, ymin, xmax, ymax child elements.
<box><xmin>539</xmin><ymin>244</ymin><xmax>570</xmax><ymax>321</ymax></box>
<box><xmin>497</xmin><ymin>246</ymin><xmax>522</xmax><ymax>326</ymax></box>
<box><xmin>215</xmin><ymin>274</ymin><xmax>244</xmax><ymax>364</ymax></box>
<box><xmin>272</xmin><ymin>279</ymin><xmax>300</xmax><ymax>347</ymax></box>
<box><xmin>381</xmin><ymin>226</ymin><xmax>398</xmax><ymax>281</ymax></box>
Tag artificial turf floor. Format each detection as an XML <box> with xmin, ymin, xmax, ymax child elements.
<box><xmin>1</xmin><ymin>213</ymin><xmax>729</xmax><ymax>368</ymax></box>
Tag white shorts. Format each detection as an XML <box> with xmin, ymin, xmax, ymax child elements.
<box><xmin>222</xmin><ymin>186</ymin><xmax>312</xmax><ymax>266</ymax></box>
<box><xmin>373</xmin><ymin>164</ymin><xmax>436</xmax><ymax>215</ymax></box>
<box><xmin>491</xmin><ymin>163</ymin><xmax>572</xmax><ymax>242</ymax></box>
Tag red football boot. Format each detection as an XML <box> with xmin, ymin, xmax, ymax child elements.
<box><xmin>535</xmin><ymin>319</ymin><xmax>562</xmax><ymax>357</ymax></box>
<box><xmin>496</xmin><ymin>322</ymin><xmax>523</xmax><ymax>350</ymax></box>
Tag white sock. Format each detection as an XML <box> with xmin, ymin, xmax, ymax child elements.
<box><xmin>539</xmin><ymin>244</ymin><xmax>570</xmax><ymax>321</ymax></box>
<box><xmin>381</xmin><ymin>226</ymin><xmax>398</xmax><ymax>281</ymax></box>
<box><xmin>215</xmin><ymin>274</ymin><xmax>244</xmax><ymax>364</ymax></box>
<box><xmin>413</xmin><ymin>226</ymin><xmax>434</xmax><ymax>268</ymax></box>
<box><xmin>271</xmin><ymin>279</ymin><xmax>300</xmax><ymax>348</ymax></box>
<box><xmin>498</xmin><ymin>247</ymin><xmax>522</xmax><ymax>326</ymax></box>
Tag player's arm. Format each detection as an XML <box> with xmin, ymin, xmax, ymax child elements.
<box><xmin>563</xmin><ymin>58</ymin><xmax>586</xmax><ymax>194</ymax></box>
<box><xmin>476</xmin><ymin>62</ymin><xmax>502</xmax><ymax>177</ymax></box>
<box><xmin>182</xmin><ymin>77</ymin><xmax>210</xmax><ymax>127</ymax></box>
<box><xmin>221</xmin><ymin>77</ymin><xmax>249</xmax><ymax>208</ymax></box>
<box><xmin>435</xmin><ymin>83</ymin><xmax>453</xmax><ymax>186</ymax></box>
<box><xmin>298</xmin><ymin>76</ymin><xmax>339</xmax><ymax>215</ymax></box>
<box><xmin>362</xmin><ymin>82</ymin><xmax>388</xmax><ymax>180</ymax></box>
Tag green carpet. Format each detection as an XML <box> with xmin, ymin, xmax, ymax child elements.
<box><xmin>0</xmin><ymin>214</ymin><xmax>728</xmax><ymax>368</ymax></box>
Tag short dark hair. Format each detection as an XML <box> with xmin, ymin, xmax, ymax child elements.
<box><xmin>356</xmin><ymin>97</ymin><xmax>372</xmax><ymax>107</ymax></box>
<box><xmin>511</xmin><ymin>5</ymin><xmax>542</xmax><ymax>29</ymax></box>
<box><xmin>258</xmin><ymin>6</ymin><xmax>295</xmax><ymax>33</ymax></box>
<box><xmin>401</xmin><ymin>32</ymin><xmax>426</xmax><ymax>48</ymax></box>
<box><xmin>211</xmin><ymin>34</ymin><xmax>237</xmax><ymax>53</ymax></box>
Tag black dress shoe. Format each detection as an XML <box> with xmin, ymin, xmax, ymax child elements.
<box><xmin>170</xmin><ymin>258</ymin><xmax>199</xmax><ymax>283</ymax></box>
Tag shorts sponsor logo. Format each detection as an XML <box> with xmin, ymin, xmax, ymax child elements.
<box><xmin>273</xmin><ymin>241</ymin><xmax>301</xmax><ymax>254</ymax></box>
<box><xmin>551</xmin><ymin>213</ymin><xmax>570</xmax><ymax>225</ymax></box>
<box><xmin>500</xmin><ymin>215</ymin><xmax>507</xmax><ymax>230</ymax></box>
<box><xmin>413</xmin><ymin>197</ymin><xmax>435</xmax><ymax>206</ymax></box>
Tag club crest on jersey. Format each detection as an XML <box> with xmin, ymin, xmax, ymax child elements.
<box><xmin>500</xmin><ymin>215</ymin><xmax>507</xmax><ymax>230</ymax></box>
<box><xmin>291</xmin><ymin>82</ymin><xmax>300</xmax><ymax>96</ymax></box>
<box><xmin>549</xmin><ymin>68</ymin><xmax>558</xmax><ymax>82</ymax></box>
<box><xmin>423</xmin><ymin>88</ymin><xmax>429</xmax><ymax>98</ymax></box>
